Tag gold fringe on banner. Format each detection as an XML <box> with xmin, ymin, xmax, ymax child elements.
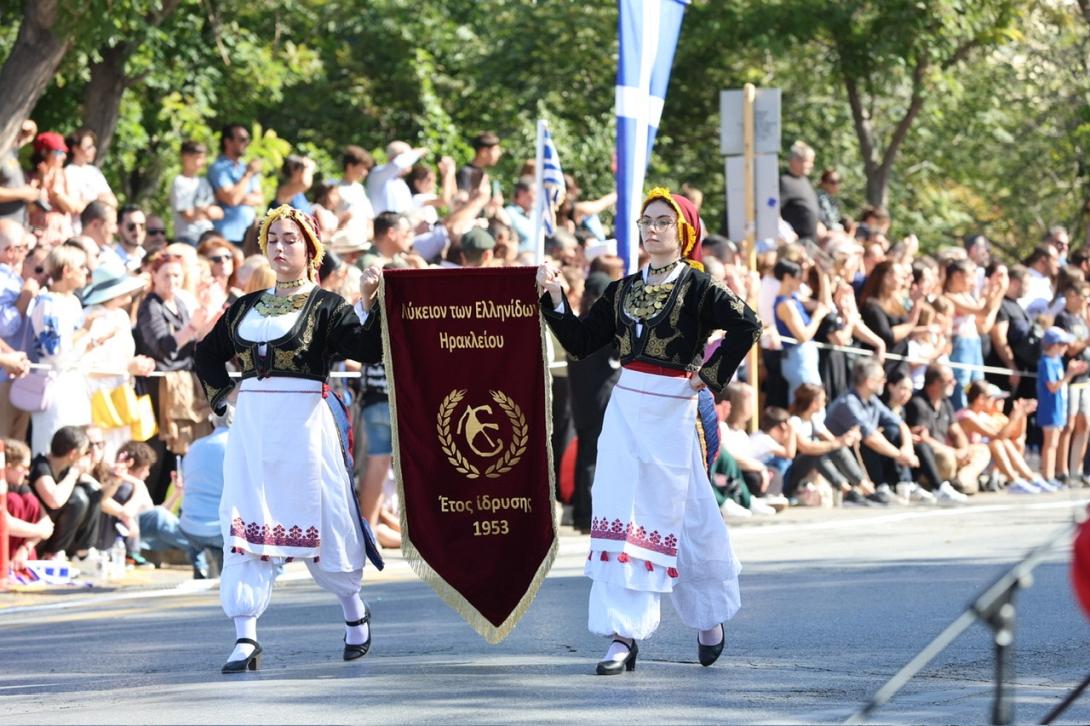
<box><xmin>379</xmin><ymin>273</ymin><xmax>559</xmax><ymax>644</ymax></box>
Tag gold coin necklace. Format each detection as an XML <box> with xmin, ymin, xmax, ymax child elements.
<box><xmin>255</xmin><ymin>291</ymin><xmax>310</xmax><ymax>317</ymax></box>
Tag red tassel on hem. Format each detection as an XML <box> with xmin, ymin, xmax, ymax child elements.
<box><xmin>617</xmin><ymin>553</ymin><xmax>630</xmax><ymax>563</ymax></box>
<box><xmin>667</xmin><ymin>567</ymin><xmax>679</xmax><ymax>578</ymax></box>
<box><xmin>600</xmin><ymin>551</ymin><xmax>609</xmax><ymax>562</ymax></box>
<box><xmin>645</xmin><ymin>561</ymin><xmax>654</xmax><ymax>572</ymax></box>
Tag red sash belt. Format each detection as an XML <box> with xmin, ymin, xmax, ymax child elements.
<box><xmin>623</xmin><ymin>361</ymin><xmax>693</xmax><ymax>378</ymax></box>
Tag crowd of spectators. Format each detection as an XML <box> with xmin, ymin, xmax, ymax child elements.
<box><xmin>0</xmin><ymin>117</ymin><xmax>1082</xmax><ymax>580</ymax></box>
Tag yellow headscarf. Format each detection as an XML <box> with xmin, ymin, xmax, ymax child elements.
<box><xmin>640</xmin><ymin>186</ymin><xmax>704</xmax><ymax>271</ymax></box>
<box><xmin>257</xmin><ymin>205</ymin><xmax>326</xmax><ymax>280</ymax></box>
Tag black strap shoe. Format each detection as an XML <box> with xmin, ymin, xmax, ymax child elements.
<box><xmin>596</xmin><ymin>639</ymin><xmax>638</xmax><ymax>675</ymax></box>
<box><xmin>698</xmin><ymin>624</ymin><xmax>725</xmax><ymax>667</ymax></box>
<box><xmin>222</xmin><ymin>638</ymin><xmax>262</xmax><ymax>674</ymax></box>
<box><xmin>343</xmin><ymin>603</ymin><xmax>372</xmax><ymax>661</ymax></box>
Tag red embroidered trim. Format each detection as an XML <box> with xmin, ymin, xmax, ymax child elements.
<box><xmin>617</xmin><ymin>552</ymin><xmax>630</xmax><ymax>563</ymax></box>
<box><xmin>589</xmin><ymin>517</ymin><xmax>679</xmax><ymax>557</ymax></box>
<box><xmin>667</xmin><ymin>567</ymin><xmax>679</xmax><ymax>578</ymax></box>
<box><xmin>645</xmin><ymin>561</ymin><xmax>654</xmax><ymax>572</ymax></box>
<box><xmin>230</xmin><ymin>516</ymin><xmax>320</xmax><ymax>549</ymax></box>
<box><xmin>600</xmin><ymin>551</ymin><xmax>609</xmax><ymax>561</ymax></box>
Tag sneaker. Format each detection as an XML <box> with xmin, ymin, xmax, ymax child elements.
<box><xmin>762</xmin><ymin>493</ymin><xmax>790</xmax><ymax>512</ymax></box>
<box><xmin>842</xmin><ymin>489</ymin><xmax>873</xmax><ymax>506</ymax></box>
<box><xmin>1008</xmin><ymin>479</ymin><xmax>1041</xmax><ymax>494</ymax></box>
<box><xmin>1047</xmin><ymin>478</ymin><xmax>1067</xmax><ymax>491</ymax></box>
<box><xmin>875</xmin><ymin>483</ymin><xmax>907</xmax><ymax>504</ymax></box>
<box><xmin>749</xmin><ymin>497</ymin><xmax>778</xmax><ymax>516</ymax></box>
<box><xmin>1082</xmin><ymin>475</ymin><xmax>1090</xmax><ymax>489</ymax></box>
<box><xmin>937</xmin><ymin>481</ymin><xmax>969</xmax><ymax>504</ymax></box>
<box><xmin>126</xmin><ymin>552</ymin><xmax>154</xmax><ymax>569</ymax></box>
<box><xmin>866</xmin><ymin>489</ymin><xmax>894</xmax><ymax>505</ymax></box>
<box><xmin>908</xmin><ymin>484</ymin><xmax>937</xmax><ymax>504</ymax></box>
<box><xmin>720</xmin><ymin>499</ymin><xmax>752</xmax><ymax>519</ymax></box>
<box><xmin>1034</xmin><ymin>478</ymin><xmax>1059</xmax><ymax>493</ymax></box>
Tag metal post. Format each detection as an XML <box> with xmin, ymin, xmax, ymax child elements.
<box><xmin>742</xmin><ymin>83</ymin><xmax>758</xmax><ymax>432</ymax></box>
<box><xmin>990</xmin><ymin>597</ymin><xmax>1016</xmax><ymax>725</ymax></box>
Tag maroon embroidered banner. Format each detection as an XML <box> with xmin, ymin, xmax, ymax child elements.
<box><xmin>380</xmin><ymin>267</ymin><xmax>556</xmax><ymax>642</ymax></box>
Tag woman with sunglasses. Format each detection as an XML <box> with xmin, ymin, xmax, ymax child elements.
<box><xmin>537</xmin><ymin>187</ymin><xmax>760</xmax><ymax>675</ymax></box>
<box><xmin>197</xmin><ymin>236</ymin><xmax>244</xmax><ymax>303</ymax></box>
<box><xmin>195</xmin><ymin>205</ymin><xmax>385</xmax><ymax>674</ymax></box>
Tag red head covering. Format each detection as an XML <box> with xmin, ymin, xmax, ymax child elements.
<box><xmin>640</xmin><ymin>187</ymin><xmax>704</xmax><ymax>271</ymax></box>
<box><xmin>34</xmin><ymin>131</ymin><xmax>67</xmax><ymax>155</ymax></box>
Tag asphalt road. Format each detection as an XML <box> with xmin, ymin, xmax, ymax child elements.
<box><xmin>3</xmin><ymin>492</ymin><xmax>1090</xmax><ymax>725</ymax></box>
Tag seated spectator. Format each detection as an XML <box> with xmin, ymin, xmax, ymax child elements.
<box><xmin>750</xmin><ymin>406</ymin><xmax>796</xmax><ymax>489</ymax></box>
<box><xmin>905</xmin><ymin>365</ymin><xmax>991</xmax><ymax>496</ymax></box>
<box><xmin>31</xmin><ymin>426</ymin><xmax>99</xmax><ymax>558</ymax></box>
<box><xmin>785</xmin><ymin>383</ymin><xmax>871</xmax><ymax>502</ymax></box>
<box><xmin>179</xmin><ymin>405</ymin><xmax>231</xmax><ymax>578</ymax></box>
<box><xmin>4</xmin><ymin>439</ymin><xmax>53</xmax><ymax>568</ymax></box>
<box><xmin>957</xmin><ymin>381</ymin><xmax>1049</xmax><ymax>494</ymax></box>
<box><xmin>885</xmin><ymin>369</ymin><xmax>966</xmax><ymax>503</ymax></box>
<box><xmin>825</xmin><ymin>358</ymin><xmax>918</xmax><ymax>504</ymax></box>
<box><xmin>721</xmin><ymin>383</ymin><xmax>778</xmax><ymax>515</ymax></box>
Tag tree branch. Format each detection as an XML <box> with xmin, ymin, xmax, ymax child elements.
<box><xmin>843</xmin><ymin>72</ymin><xmax>878</xmax><ymax>175</ymax></box>
<box><xmin>879</xmin><ymin>59</ymin><xmax>928</xmax><ymax>177</ymax></box>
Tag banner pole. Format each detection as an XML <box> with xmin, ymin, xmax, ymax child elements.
<box><xmin>743</xmin><ymin>82</ymin><xmax>759</xmax><ymax>433</ymax></box>
<box><xmin>532</xmin><ymin>120</ymin><xmax>546</xmax><ymax>264</ymax></box>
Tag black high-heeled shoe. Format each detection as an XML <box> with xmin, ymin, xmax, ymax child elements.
<box><xmin>221</xmin><ymin>638</ymin><xmax>262</xmax><ymax>674</ymax></box>
<box><xmin>698</xmin><ymin>624</ymin><xmax>725</xmax><ymax>667</ymax></box>
<box><xmin>343</xmin><ymin>603</ymin><xmax>372</xmax><ymax>661</ymax></box>
<box><xmin>596</xmin><ymin>639</ymin><xmax>638</xmax><ymax>675</ymax></box>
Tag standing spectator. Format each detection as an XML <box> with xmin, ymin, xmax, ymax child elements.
<box><xmin>208</xmin><ymin>123</ymin><xmax>264</xmax><ymax>245</ymax></box>
<box><xmin>986</xmin><ymin>264</ymin><xmax>1036</xmax><ymax>400</ymax></box>
<box><xmin>64</xmin><ymin>128</ymin><xmax>117</xmax><ymax>232</ymax></box>
<box><xmin>79</xmin><ymin>201</ymin><xmax>125</xmax><ymax>271</ymax></box>
<box><xmin>859</xmin><ymin>260</ymin><xmax>920</xmax><ymax>376</ymax></box>
<box><xmin>270</xmin><ymin>155</ymin><xmax>314</xmax><ymax>213</ymax></box>
<box><xmin>1019</xmin><ymin>244</ymin><xmax>1059</xmax><ymax>315</ymax></box>
<box><xmin>779</xmin><ymin>140</ymin><xmax>819</xmax><ymax>241</ymax></box>
<box><xmin>0</xmin><ymin>220</ymin><xmax>34</xmax><ymax>439</ymax></box>
<box><xmin>27</xmin><ymin>132</ymin><xmax>78</xmax><ymax>247</ymax></box>
<box><xmin>825</xmin><ymin>358</ymin><xmax>919</xmax><ymax>501</ymax></box>
<box><xmin>367</xmin><ymin>141</ymin><xmax>426</xmax><ymax>214</ymax></box>
<box><xmin>363</xmin><ymin>211</ymin><xmax>412</xmax><ymax>267</ymax></box>
<box><xmin>1046</xmin><ymin>225</ymin><xmax>1071</xmax><ymax>265</ymax></box>
<box><xmin>196</xmin><ymin>236</ymin><xmax>243</xmax><ymax>302</ymax></box>
<box><xmin>179</xmin><ymin>406</ymin><xmax>231</xmax><ymax>578</ymax></box>
<box><xmin>942</xmin><ymin>259</ymin><xmax>1006</xmax><ymax>409</ymax></box>
<box><xmin>336</xmin><ymin>145</ymin><xmax>376</xmax><ymax>243</ymax></box>
<box><xmin>170</xmin><ymin>141</ymin><xmax>222</xmax><ymax>246</ymax></box>
<box><xmin>504</xmin><ymin>177</ymin><xmax>535</xmax><ymax>252</ymax></box>
<box><xmin>816</xmin><ymin>168</ymin><xmax>843</xmax><ymax>230</ymax></box>
<box><xmin>0</xmin><ymin>120</ymin><xmax>40</xmax><ymax>225</ymax></box>
<box><xmin>773</xmin><ymin>259</ymin><xmax>829</xmax><ymax>403</ymax></box>
<box><xmin>115</xmin><ymin>204</ymin><xmax>148</xmax><ymax>272</ymax></box>
<box><xmin>1055</xmin><ymin>281</ymin><xmax>1090</xmax><ymax>485</ymax></box>
<box><xmin>145</xmin><ymin>213</ymin><xmax>169</xmax><ymax>252</ymax></box>
<box><xmin>1037</xmin><ymin>327</ymin><xmax>1088</xmax><ymax>489</ymax></box>
<box><xmin>456</xmin><ymin>131</ymin><xmax>502</xmax><ymax>192</ymax></box>
<box><xmin>31</xmin><ymin>426</ymin><xmax>97</xmax><ymax>558</ymax></box>
<box><xmin>29</xmin><ymin>245</ymin><xmax>95</xmax><ymax>456</ymax></box>
<box><xmin>311</xmin><ymin>183</ymin><xmax>345</xmax><ymax>242</ymax></box>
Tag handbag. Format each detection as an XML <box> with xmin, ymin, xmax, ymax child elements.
<box><xmin>9</xmin><ymin>300</ymin><xmax>54</xmax><ymax>413</ymax></box>
<box><xmin>129</xmin><ymin>394</ymin><xmax>158</xmax><ymax>441</ymax></box>
<box><xmin>110</xmin><ymin>383</ymin><xmax>141</xmax><ymax>424</ymax></box>
<box><xmin>90</xmin><ymin>387</ymin><xmax>126</xmax><ymax>428</ymax></box>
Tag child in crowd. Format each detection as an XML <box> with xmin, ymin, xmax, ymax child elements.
<box><xmin>1037</xmin><ymin>327</ymin><xmax>1089</xmax><ymax>489</ymax></box>
<box><xmin>170</xmin><ymin>140</ymin><xmax>223</xmax><ymax>246</ymax></box>
<box><xmin>749</xmin><ymin>407</ymin><xmax>796</xmax><ymax>498</ymax></box>
<box><xmin>3</xmin><ymin>439</ymin><xmax>53</xmax><ymax>571</ymax></box>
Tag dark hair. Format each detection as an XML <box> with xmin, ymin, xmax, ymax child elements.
<box><xmin>984</xmin><ymin>261</ymin><xmax>1007</xmax><ymax>278</ymax></box>
<box><xmin>1069</xmin><ymin>247</ymin><xmax>1090</xmax><ymax>268</ymax></box>
<box><xmin>407</xmin><ymin>164</ymin><xmax>434</xmax><ymax>195</ymax></box>
<box><xmin>963</xmin><ymin>233</ymin><xmax>987</xmax><ymax>251</ymax></box>
<box><xmin>279</xmin><ymin>155</ymin><xmax>309</xmax><ymax>183</ymax></box>
<box><xmin>312</xmin><ymin>182</ymin><xmax>338</xmax><ymax>209</ymax></box>
<box><xmin>943</xmin><ymin>259</ymin><xmax>972</xmax><ymax>292</ymax></box>
<box><xmin>471</xmin><ymin>131</ymin><xmax>500</xmax><ymax>150</ymax></box>
<box><xmin>117</xmin><ymin>203</ymin><xmax>143</xmax><ymax>225</ymax></box>
<box><xmin>51</xmin><ymin>425</ymin><xmax>89</xmax><ymax>458</ymax></box>
<box><xmin>513</xmin><ymin>177</ymin><xmax>533</xmax><ymax>196</ymax></box>
<box><xmin>373</xmin><ymin>211</ymin><xmax>404</xmax><ymax>240</ymax></box>
<box><xmin>773</xmin><ymin>259</ymin><xmax>802</xmax><ymax>281</ymax></box>
<box><xmin>341</xmin><ymin>145</ymin><xmax>374</xmax><ymax>171</ymax></box>
<box><xmin>117</xmin><ymin>440</ymin><xmax>157</xmax><ymax>469</ymax></box>
<box><xmin>1023</xmin><ymin>244</ymin><xmax>1056</xmax><ymax>268</ymax></box>
<box><xmin>219</xmin><ymin>123</ymin><xmax>248</xmax><ymax>153</ymax></box>
<box><xmin>180</xmin><ymin>140</ymin><xmax>207</xmax><ymax>156</ymax></box>
<box><xmin>819</xmin><ymin>168</ymin><xmax>840</xmax><ymax>184</ymax></box>
<box><xmin>923</xmin><ymin>364</ymin><xmax>947</xmax><ymax>389</ymax></box>
<box><xmin>860</xmin><ymin>206</ymin><xmax>890</xmax><ymax>223</ymax></box>
<box><xmin>788</xmin><ymin>383</ymin><xmax>825</xmax><ymax>416</ymax></box>
<box><xmin>759</xmin><ymin>406</ymin><xmax>790</xmax><ymax>433</ymax></box>
<box><xmin>887</xmin><ymin>369</ymin><xmax>910</xmax><ymax>388</ymax></box>
<box><xmin>66</xmin><ymin>127</ymin><xmax>96</xmax><ymax>153</ymax></box>
<box><xmin>857</xmin><ymin>259</ymin><xmax>898</xmax><ymax>306</ymax></box>
<box><xmin>80</xmin><ymin>200</ymin><xmax>113</xmax><ymax>228</ymax></box>
<box><xmin>1008</xmin><ymin>264</ymin><xmax>1028</xmax><ymax>284</ymax></box>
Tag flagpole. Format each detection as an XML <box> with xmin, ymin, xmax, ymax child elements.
<box><xmin>532</xmin><ymin>120</ymin><xmax>546</xmax><ymax>264</ymax></box>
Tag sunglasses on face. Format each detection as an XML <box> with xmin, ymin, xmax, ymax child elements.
<box><xmin>208</xmin><ymin>255</ymin><xmax>230</xmax><ymax>263</ymax></box>
<box><xmin>127</xmin><ymin>222</ymin><xmax>145</xmax><ymax>232</ymax></box>
<box><xmin>147</xmin><ymin>228</ymin><xmax>166</xmax><ymax>236</ymax></box>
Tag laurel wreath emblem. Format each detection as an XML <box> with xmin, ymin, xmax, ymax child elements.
<box><xmin>483</xmin><ymin>389</ymin><xmax>528</xmax><ymax>479</ymax></box>
<box><xmin>436</xmin><ymin>388</ymin><xmax>528</xmax><ymax>480</ymax></box>
<box><xmin>437</xmin><ymin>389</ymin><xmax>481</xmax><ymax>479</ymax></box>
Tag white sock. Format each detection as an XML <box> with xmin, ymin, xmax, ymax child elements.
<box><xmin>603</xmin><ymin>636</ymin><xmax>633</xmax><ymax>662</ymax></box>
<box><xmin>229</xmin><ymin>616</ymin><xmax>257</xmax><ymax>661</ymax></box>
<box><xmin>698</xmin><ymin>624</ymin><xmax>724</xmax><ymax>646</ymax></box>
<box><xmin>339</xmin><ymin>592</ymin><xmax>369</xmax><ymax>646</ymax></box>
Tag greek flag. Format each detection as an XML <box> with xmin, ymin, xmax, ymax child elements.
<box><xmin>540</xmin><ymin>126</ymin><xmax>564</xmax><ymax>237</ymax></box>
<box><xmin>615</xmin><ymin>0</ymin><xmax>688</xmax><ymax>272</ymax></box>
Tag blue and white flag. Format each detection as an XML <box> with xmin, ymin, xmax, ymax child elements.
<box><xmin>540</xmin><ymin>125</ymin><xmax>565</xmax><ymax>237</ymax></box>
<box><xmin>615</xmin><ymin>0</ymin><xmax>688</xmax><ymax>272</ymax></box>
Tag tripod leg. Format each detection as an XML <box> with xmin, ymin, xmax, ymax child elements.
<box><xmin>1040</xmin><ymin>671</ymin><xmax>1090</xmax><ymax>725</ymax></box>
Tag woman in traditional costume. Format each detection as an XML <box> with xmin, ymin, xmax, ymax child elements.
<box><xmin>537</xmin><ymin>188</ymin><xmax>760</xmax><ymax>675</ymax></box>
<box><xmin>194</xmin><ymin>205</ymin><xmax>385</xmax><ymax>674</ymax></box>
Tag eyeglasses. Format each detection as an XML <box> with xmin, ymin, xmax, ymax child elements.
<box><xmin>147</xmin><ymin>228</ymin><xmax>166</xmax><ymax>236</ymax></box>
<box><xmin>50</xmin><ymin>150</ymin><xmax>66</xmax><ymax>157</ymax></box>
<box><xmin>235</xmin><ymin>135</ymin><xmax>251</xmax><ymax>143</ymax></box>
<box><xmin>127</xmin><ymin>222</ymin><xmax>145</xmax><ymax>232</ymax></box>
<box><xmin>208</xmin><ymin>255</ymin><xmax>230</xmax><ymax>263</ymax></box>
<box><xmin>636</xmin><ymin>218</ymin><xmax>676</xmax><ymax>233</ymax></box>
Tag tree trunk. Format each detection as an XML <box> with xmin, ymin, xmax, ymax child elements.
<box><xmin>83</xmin><ymin>42</ymin><xmax>134</xmax><ymax>163</ymax></box>
<box><xmin>0</xmin><ymin>0</ymin><xmax>72</xmax><ymax>155</ymax></box>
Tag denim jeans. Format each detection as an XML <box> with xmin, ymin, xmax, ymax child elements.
<box><xmin>950</xmin><ymin>335</ymin><xmax>984</xmax><ymax>410</ymax></box>
<box><xmin>138</xmin><ymin>507</ymin><xmax>203</xmax><ymax>571</ymax></box>
<box><xmin>782</xmin><ymin>343</ymin><xmax>821</xmax><ymax>405</ymax></box>
<box><xmin>180</xmin><ymin>529</ymin><xmax>225</xmax><ymax>578</ymax></box>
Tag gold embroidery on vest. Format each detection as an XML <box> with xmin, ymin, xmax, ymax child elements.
<box><xmin>644</xmin><ymin>279</ymin><xmax>690</xmax><ymax>359</ymax></box>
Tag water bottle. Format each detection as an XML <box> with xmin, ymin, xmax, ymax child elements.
<box><xmin>111</xmin><ymin>537</ymin><xmax>127</xmax><ymax>580</ymax></box>
<box><xmin>85</xmin><ymin>547</ymin><xmax>107</xmax><ymax>586</ymax></box>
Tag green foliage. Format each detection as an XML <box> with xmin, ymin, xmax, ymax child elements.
<box><xmin>1</xmin><ymin>0</ymin><xmax>1088</xmax><ymax>255</ymax></box>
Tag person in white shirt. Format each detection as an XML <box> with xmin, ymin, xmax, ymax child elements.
<box><xmin>365</xmin><ymin>141</ymin><xmax>426</xmax><ymax>215</ymax></box>
<box><xmin>170</xmin><ymin>141</ymin><xmax>223</xmax><ymax>246</ymax></box>
<box><xmin>64</xmin><ymin>128</ymin><xmax>117</xmax><ymax>233</ymax></box>
<box><xmin>336</xmin><ymin>145</ymin><xmax>375</xmax><ymax>243</ymax></box>
<box><xmin>503</xmin><ymin>177</ymin><xmax>535</xmax><ymax>252</ymax></box>
<box><xmin>1019</xmin><ymin>243</ymin><xmax>1059</xmax><ymax>315</ymax></box>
